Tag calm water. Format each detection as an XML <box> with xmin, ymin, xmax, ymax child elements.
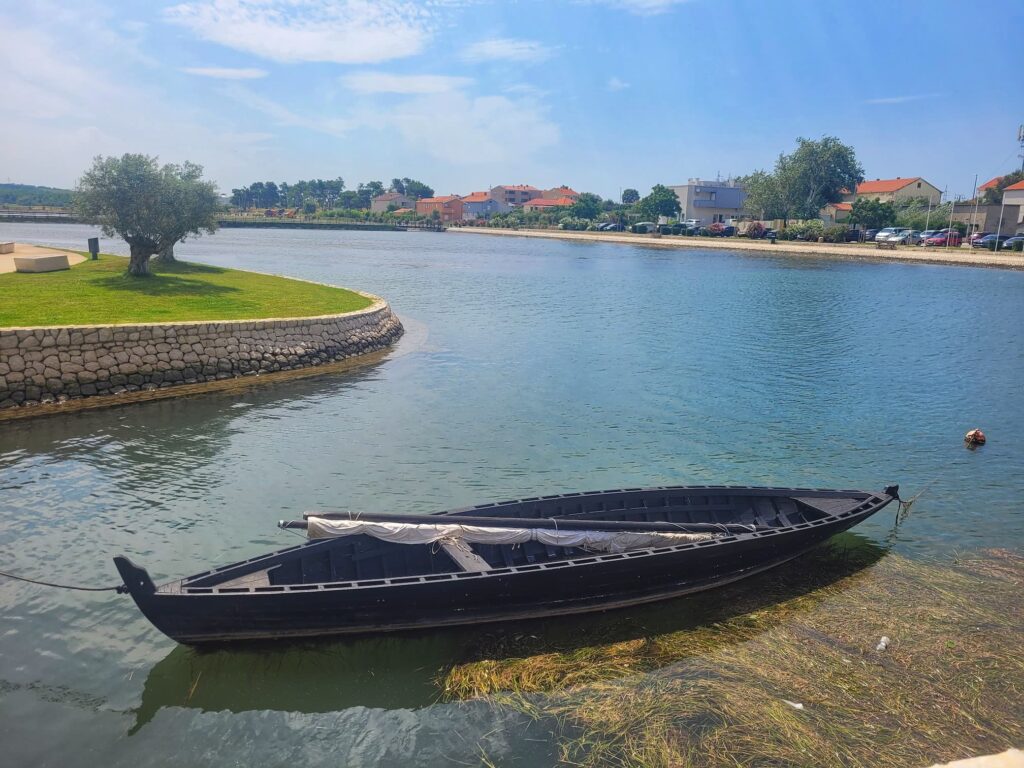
<box><xmin>1</xmin><ymin>223</ymin><xmax>1022</xmax><ymax>766</ymax></box>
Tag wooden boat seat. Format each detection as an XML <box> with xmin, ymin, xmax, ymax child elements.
<box><xmin>441</xmin><ymin>541</ymin><xmax>492</xmax><ymax>572</ymax></box>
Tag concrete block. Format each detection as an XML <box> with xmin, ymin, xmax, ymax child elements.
<box><xmin>13</xmin><ymin>254</ymin><xmax>71</xmax><ymax>273</ymax></box>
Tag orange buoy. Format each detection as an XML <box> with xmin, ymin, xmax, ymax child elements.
<box><xmin>964</xmin><ymin>429</ymin><xmax>986</xmax><ymax>446</ymax></box>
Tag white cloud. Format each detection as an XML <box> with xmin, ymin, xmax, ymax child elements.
<box><xmin>182</xmin><ymin>66</ymin><xmax>267</xmax><ymax>79</ymax></box>
<box><xmin>220</xmin><ymin>86</ymin><xmax>352</xmax><ymax>137</ymax></box>
<box><xmin>864</xmin><ymin>94</ymin><xmax>937</xmax><ymax>105</ymax></box>
<box><xmin>341</xmin><ymin>72</ymin><xmax>472</xmax><ymax>94</ymax></box>
<box><xmin>0</xmin><ymin>10</ymin><xmax>280</xmax><ymax>189</ymax></box>
<box><xmin>588</xmin><ymin>0</ymin><xmax>692</xmax><ymax>14</ymax></box>
<box><xmin>607</xmin><ymin>76</ymin><xmax>630</xmax><ymax>91</ymax></box>
<box><xmin>387</xmin><ymin>91</ymin><xmax>559</xmax><ymax>165</ymax></box>
<box><xmin>460</xmin><ymin>37</ymin><xmax>556</xmax><ymax>63</ymax></box>
<box><xmin>164</xmin><ymin>0</ymin><xmax>433</xmax><ymax>64</ymax></box>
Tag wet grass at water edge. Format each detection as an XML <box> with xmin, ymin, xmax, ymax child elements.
<box><xmin>441</xmin><ymin>543</ymin><xmax>1023</xmax><ymax>767</ymax></box>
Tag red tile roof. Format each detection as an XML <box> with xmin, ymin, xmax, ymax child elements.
<box><xmin>374</xmin><ymin>191</ymin><xmax>406</xmax><ymax>201</ymax></box>
<box><xmin>831</xmin><ymin>202</ymin><xmax>852</xmax><ymax>211</ymax></box>
<box><xmin>418</xmin><ymin>195</ymin><xmax>461</xmax><ymax>204</ymax></box>
<box><xmin>461</xmin><ymin>191</ymin><xmax>492</xmax><ymax>203</ymax></box>
<box><xmin>392</xmin><ymin>207</ymin><xmax>414</xmax><ymax>214</ymax></box>
<box><xmin>1003</xmin><ymin>179</ymin><xmax>1024</xmax><ymax>192</ymax></box>
<box><xmin>549</xmin><ymin>186</ymin><xmax>579</xmax><ymax>196</ymax></box>
<box><xmin>856</xmin><ymin>177</ymin><xmax>921</xmax><ymax>194</ymax></box>
<box><xmin>526</xmin><ymin>197</ymin><xmax>575</xmax><ymax>207</ymax></box>
<box><xmin>978</xmin><ymin>176</ymin><xmax>1005</xmax><ymax>191</ymax></box>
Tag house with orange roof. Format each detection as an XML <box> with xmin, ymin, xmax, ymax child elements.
<box><xmin>415</xmin><ymin>195</ymin><xmax>463</xmax><ymax>223</ymax></box>
<box><xmin>490</xmin><ymin>185</ymin><xmax>542</xmax><ymax>206</ymax></box>
<box><xmin>842</xmin><ymin>177</ymin><xmax>941</xmax><ymax>206</ymax></box>
<box><xmin>522</xmin><ymin>196</ymin><xmax>576</xmax><ymax>213</ymax></box>
<box><xmin>978</xmin><ymin>175</ymin><xmax>1007</xmax><ymax>193</ymax></box>
<box><xmin>460</xmin><ymin>191</ymin><xmax>511</xmax><ymax>220</ymax></box>
<box><xmin>542</xmin><ymin>186</ymin><xmax>580</xmax><ymax>202</ymax></box>
<box><xmin>370</xmin><ymin>191</ymin><xmax>414</xmax><ymax>213</ymax></box>
<box><xmin>820</xmin><ymin>201</ymin><xmax>852</xmax><ymax>225</ymax></box>
<box><xmin>1000</xmin><ymin>179</ymin><xmax>1024</xmax><ymax>231</ymax></box>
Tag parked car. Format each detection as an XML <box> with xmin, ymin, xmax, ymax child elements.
<box><xmin>599</xmin><ymin>222</ymin><xmax>624</xmax><ymax>231</ymax></box>
<box><xmin>863</xmin><ymin>229</ymin><xmax>880</xmax><ymax>241</ymax></box>
<box><xmin>889</xmin><ymin>230</ymin><xmax>922</xmax><ymax>245</ymax></box>
<box><xmin>683</xmin><ymin>219</ymin><xmax>701</xmax><ymax>229</ymax></box>
<box><xmin>1001</xmin><ymin>235</ymin><xmax>1024</xmax><ymax>250</ymax></box>
<box><xmin>722</xmin><ymin>225</ymin><xmax>737</xmax><ymax>237</ymax></box>
<box><xmin>844</xmin><ymin>229</ymin><xmax>865</xmax><ymax>242</ymax></box>
<box><xmin>633</xmin><ymin>221</ymin><xmax>657</xmax><ymax>233</ymax></box>
<box><xmin>764</xmin><ymin>229</ymin><xmax>778</xmax><ymax>240</ymax></box>
<box><xmin>918</xmin><ymin>229</ymin><xmax>940</xmax><ymax>244</ymax></box>
<box><xmin>924</xmin><ymin>231</ymin><xmax>962</xmax><ymax>247</ymax></box>
<box><xmin>973</xmin><ymin>233</ymin><xmax>1013</xmax><ymax>249</ymax></box>
<box><xmin>968</xmin><ymin>231</ymin><xmax>992</xmax><ymax>245</ymax></box>
<box><xmin>874</xmin><ymin>227</ymin><xmax>900</xmax><ymax>241</ymax></box>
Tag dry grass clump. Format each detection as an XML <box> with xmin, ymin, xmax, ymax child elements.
<box><xmin>441</xmin><ymin>545</ymin><xmax>1023</xmax><ymax>767</ymax></box>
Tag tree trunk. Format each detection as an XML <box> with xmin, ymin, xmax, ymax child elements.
<box><xmin>156</xmin><ymin>242</ymin><xmax>176</xmax><ymax>263</ymax></box>
<box><xmin>127</xmin><ymin>243</ymin><xmax>153</xmax><ymax>276</ymax></box>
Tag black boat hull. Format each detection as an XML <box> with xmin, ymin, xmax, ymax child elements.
<box><xmin>115</xmin><ymin>486</ymin><xmax>895</xmax><ymax>644</ymax></box>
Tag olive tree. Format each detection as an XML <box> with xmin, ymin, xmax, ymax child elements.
<box><xmin>74</xmin><ymin>154</ymin><xmax>220</xmax><ymax>276</ymax></box>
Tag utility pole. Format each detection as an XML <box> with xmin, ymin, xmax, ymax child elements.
<box><xmin>1018</xmin><ymin>124</ymin><xmax>1024</xmax><ymax>172</ymax></box>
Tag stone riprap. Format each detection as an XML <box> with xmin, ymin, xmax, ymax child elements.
<box><xmin>0</xmin><ymin>297</ymin><xmax>402</xmax><ymax>409</ymax></box>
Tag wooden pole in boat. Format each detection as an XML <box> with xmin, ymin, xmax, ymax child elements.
<box><xmin>289</xmin><ymin>511</ymin><xmax>759</xmax><ymax>535</ymax></box>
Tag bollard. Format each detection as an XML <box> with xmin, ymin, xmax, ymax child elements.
<box><xmin>87</xmin><ymin>237</ymin><xmax>99</xmax><ymax>260</ymax></box>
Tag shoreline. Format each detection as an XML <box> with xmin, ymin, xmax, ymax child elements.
<box><xmin>448</xmin><ymin>227</ymin><xmax>1024</xmax><ymax>270</ymax></box>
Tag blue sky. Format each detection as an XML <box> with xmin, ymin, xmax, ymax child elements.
<box><xmin>2</xmin><ymin>0</ymin><xmax>1022</xmax><ymax>201</ymax></box>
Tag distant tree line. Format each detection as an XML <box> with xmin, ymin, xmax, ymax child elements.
<box><xmin>229</xmin><ymin>177</ymin><xmax>434</xmax><ymax>211</ymax></box>
<box><xmin>0</xmin><ymin>183</ymin><xmax>74</xmax><ymax>207</ymax></box>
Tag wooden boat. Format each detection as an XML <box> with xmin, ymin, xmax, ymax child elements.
<box><xmin>115</xmin><ymin>484</ymin><xmax>899</xmax><ymax>644</ymax></box>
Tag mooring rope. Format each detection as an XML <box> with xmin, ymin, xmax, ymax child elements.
<box><xmin>0</xmin><ymin>569</ymin><xmax>125</xmax><ymax>593</ymax></box>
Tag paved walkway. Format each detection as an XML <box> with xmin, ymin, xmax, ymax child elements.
<box><xmin>0</xmin><ymin>243</ymin><xmax>86</xmax><ymax>274</ymax></box>
<box><xmin>449</xmin><ymin>228</ymin><xmax>1024</xmax><ymax>270</ymax></box>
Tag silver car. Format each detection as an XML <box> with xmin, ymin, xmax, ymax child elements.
<box><xmin>874</xmin><ymin>227</ymin><xmax>900</xmax><ymax>241</ymax></box>
<box><xmin>888</xmin><ymin>229</ymin><xmax>921</xmax><ymax>245</ymax></box>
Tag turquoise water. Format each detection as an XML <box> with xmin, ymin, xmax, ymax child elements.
<box><xmin>0</xmin><ymin>223</ymin><xmax>1021</xmax><ymax>765</ymax></box>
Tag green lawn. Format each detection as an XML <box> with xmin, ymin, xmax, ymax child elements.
<box><xmin>0</xmin><ymin>254</ymin><xmax>373</xmax><ymax>327</ymax></box>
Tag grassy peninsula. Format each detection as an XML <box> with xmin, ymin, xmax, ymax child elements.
<box><xmin>0</xmin><ymin>255</ymin><xmax>372</xmax><ymax>327</ymax></box>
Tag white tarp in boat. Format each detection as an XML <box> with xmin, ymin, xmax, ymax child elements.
<box><xmin>305</xmin><ymin>517</ymin><xmax>715</xmax><ymax>554</ymax></box>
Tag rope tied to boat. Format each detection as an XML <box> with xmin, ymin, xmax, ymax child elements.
<box><xmin>0</xmin><ymin>568</ymin><xmax>127</xmax><ymax>593</ymax></box>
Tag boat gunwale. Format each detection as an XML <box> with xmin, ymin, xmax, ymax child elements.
<box><xmin>161</xmin><ymin>486</ymin><xmax>892</xmax><ymax>597</ymax></box>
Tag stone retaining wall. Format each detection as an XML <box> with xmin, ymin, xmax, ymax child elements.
<box><xmin>0</xmin><ymin>298</ymin><xmax>403</xmax><ymax>409</ymax></box>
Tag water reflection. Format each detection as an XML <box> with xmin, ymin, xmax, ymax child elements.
<box><xmin>130</xmin><ymin>533</ymin><xmax>885</xmax><ymax>731</ymax></box>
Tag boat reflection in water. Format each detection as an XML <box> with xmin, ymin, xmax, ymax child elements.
<box><xmin>130</xmin><ymin>532</ymin><xmax>887</xmax><ymax>733</ymax></box>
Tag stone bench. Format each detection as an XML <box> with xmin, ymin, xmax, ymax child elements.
<box><xmin>13</xmin><ymin>253</ymin><xmax>71</xmax><ymax>273</ymax></box>
<box><xmin>0</xmin><ymin>242</ymin><xmax>14</xmax><ymax>254</ymax></box>
<box><xmin>875</xmin><ymin>240</ymin><xmax>897</xmax><ymax>250</ymax></box>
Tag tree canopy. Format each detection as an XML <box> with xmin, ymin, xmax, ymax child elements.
<box><xmin>621</xmin><ymin>188</ymin><xmax>640</xmax><ymax>205</ymax></box>
<box><xmin>393</xmin><ymin>178</ymin><xmax>434</xmax><ymax>200</ymax></box>
<box><xmin>75</xmin><ymin>154</ymin><xmax>220</xmax><ymax>276</ymax></box>
<box><xmin>848</xmin><ymin>197</ymin><xmax>896</xmax><ymax>230</ymax></box>
<box><xmin>743</xmin><ymin>136</ymin><xmax>863</xmax><ymax>222</ymax></box>
<box><xmin>635</xmin><ymin>185</ymin><xmax>680</xmax><ymax>220</ymax></box>
<box><xmin>569</xmin><ymin>192</ymin><xmax>602</xmax><ymax>220</ymax></box>
<box><xmin>231</xmin><ymin>178</ymin><xmax>345</xmax><ymax>209</ymax></box>
<box><xmin>0</xmin><ymin>183</ymin><xmax>73</xmax><ymax>207</ymax></box>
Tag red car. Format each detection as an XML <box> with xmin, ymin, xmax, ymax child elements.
<box><xmin>925</xmin><ymin>231</ymin><xmax>962</xmax><ymax>247</ymax></box>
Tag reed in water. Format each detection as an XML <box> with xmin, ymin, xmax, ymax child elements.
<box><xmin>441</xmin><ymin>542</ymin><xmax>1023</xmax><ymax>767</ymax></box>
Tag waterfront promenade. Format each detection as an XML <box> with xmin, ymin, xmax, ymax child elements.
<box><xmin>451</xmin><ymin>227</ymin><xmax>1024</xmax><ymax>270</ymax></box>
